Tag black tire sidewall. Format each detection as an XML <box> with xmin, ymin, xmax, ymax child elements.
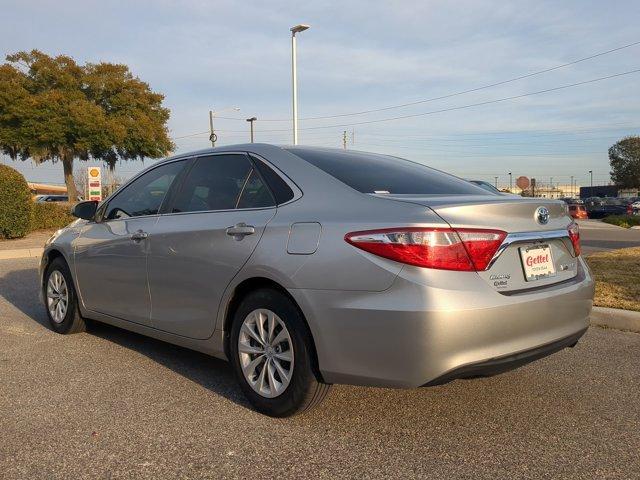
<box><xmin>229</xmin><ymin>288</ymin><xmax>317</xmax><ymax>417</ymax></box>
<box><xmin>44</xmin><ymin>258</ymin><xmax>79</xmax><ymax>334</ymax></box>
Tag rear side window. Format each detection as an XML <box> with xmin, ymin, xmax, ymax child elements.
<box><xmin>171</xmin><ymin>154</ymin><xmax>274</xmax><ymax>213</ymax></box>
<box><xmin>285</xmin><ymin>147</ymin><xmax>486</xmax><ymax>195</ymax></box>
<box><xmin>237</xmin><ymin>168</ymin><xmax>274</xmax><ymax>209</ymax></box>
<box><xmin>252</xmin><ymin>157</ymin><xmax>295</xmax><ymax>204</ymax></box>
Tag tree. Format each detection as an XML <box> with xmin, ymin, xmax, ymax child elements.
<box><xmin>609</xmin><ymin>136</ymin><xmax>640</xmax><ymax>188</ymax></box>
<box><xmin>0</xmin><ymin>50</ymin><xmax>174</xmax><ymax>200</ymax></box>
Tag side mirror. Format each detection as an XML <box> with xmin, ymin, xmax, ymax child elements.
<box><xmin>71</xmin><ymin>200</ymin><xmax>98</xmax><ymax>220</ymax></box>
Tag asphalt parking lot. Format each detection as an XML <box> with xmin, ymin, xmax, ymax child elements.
<box><xmin>578</xmin><ymin>219</ymin><xmax>640</xmax><ymax>253</ymax></box>
<box><xmin>1</xmin><ymin>257</ymin><xmax>639</xmax><ymax>479</ymax></box>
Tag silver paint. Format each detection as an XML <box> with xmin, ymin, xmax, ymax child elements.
<box><xmin>40</xmin><ymin>144</ymin><xmax>595</xmax><ymax>388</ymax></box>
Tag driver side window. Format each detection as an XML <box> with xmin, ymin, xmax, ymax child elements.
<box><xmin>104</xmin><ymin>160</ymin><xmax>186</xmax><ymax>221</ymax></box>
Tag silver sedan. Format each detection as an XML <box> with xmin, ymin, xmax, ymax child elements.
<box><xmin>39</xmin><ymin>144</ymin><xmax>594</xmax><ymax>417</ymax></box>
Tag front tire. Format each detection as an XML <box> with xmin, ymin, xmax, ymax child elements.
<box><xmin>229</xmin><ymin>288</ymin><xmax>331</xmax><ymax>417</ymax></box>
<box><xmin>44</xmin><ymin>257</ymin><xmax>86</xmax><ymax>334</ymax></box>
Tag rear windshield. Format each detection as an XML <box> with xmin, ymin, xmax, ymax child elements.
<box><xmin>285</xmin><ymin>147</ymin><xmax>488</xmax><ymax>195</ymax></box>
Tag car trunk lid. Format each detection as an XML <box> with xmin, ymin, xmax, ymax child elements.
<box><xmin>377</xmin><ymin>194</ymin><xmax>579</xmax><ymax>292</ymax></box>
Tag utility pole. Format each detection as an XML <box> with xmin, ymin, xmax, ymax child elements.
<box><xmin>589</xmin><ymin>170</ymin><xmax>593</xmax><ymax>196</ymax></box>
<box><xmin>508</xmin><ymin>172</ymin><xmax>512</xmax><ymax>192</ymax></box>
<box><xmin>246</xmin><ymin>117</ymin><xmax>257</xmax><ymax>143</ymax></box>
<box><xmin>342</xmin><ymin>130</ymin><xmax>347</xmax><ymax>150</ymax></box>
<box><xmin>209</xmin><ymin>110</ymin><xmax>216</xmax><ymax>147</ymax></box>
<box><xmin>570</xmin><ymin>175</ymin><xmax>574</xmax><ymax>197</ymax></box>
<box><xmin>209</xmin><ymin>106</ymin><xmax>240</xmax><ymax>147</ymax></box>
<box><xmin>494</xmin><ymin>176</ymin><xmax>498</xmax><ymax>188</ymax></box>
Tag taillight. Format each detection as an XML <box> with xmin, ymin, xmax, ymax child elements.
<box><xmin>344</xmin><ymin>227</ymin><xmax>506</xmax><ymax>271</ymax></box>
<box><xmin>568</xmin><ymin>222</ymin><xmax>581</xmax><ymax>256</ymax></box>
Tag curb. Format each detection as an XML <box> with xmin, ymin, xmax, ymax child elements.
<box><xmin>591</xmin><ymin>306</ymin><xmax>640</xmax><ymax>333</ymax></box>
<box><xmin>0</xmin><ymin>248</ymin><xmax>44</xmax><ymax>260</ymax></box>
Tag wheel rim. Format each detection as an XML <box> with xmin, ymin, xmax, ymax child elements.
<box><xmin>238</xmin><ymin>308</ymin><xmax>294</xmax><ymax>398</ymax></box>
<box><xmin>46</xmin><ymin>270</ymin><xmax>69</xmax><ymax>324</ymax></box>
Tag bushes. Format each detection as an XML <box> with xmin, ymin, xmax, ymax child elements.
<box><xmin>30</xmin><ymin>202</ymin><xmax>75</xmax><ymax>231</ymax></box>
<box><xmin>602</xmin><ymin>215</ymin><xmax>640</xmax><ymax>228</ymax></box>
<box><xmin>0</xmin><ymin>164</ymin><xmax>75</xmax><ymax>239</ymax></box>
<box><xmin>0</xmin><ymin>164</ymin><xmax>33</xmax><ymax>239</ymax></box>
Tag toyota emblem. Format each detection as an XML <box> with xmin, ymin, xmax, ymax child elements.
<box><xmin>535</xmin><ymin>206</ymin><xmax>550</xmax><ymax>225</ymax></box>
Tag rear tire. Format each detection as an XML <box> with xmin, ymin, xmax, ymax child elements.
<box><xmin>43</xmin><ymin>257</ymin><xmax>86</xmax><ymax>334</ymax></box>
<box><xmin>229</xmin><ymin>288</ymin><xmax>331</xmax><ymax>417</ymax></box>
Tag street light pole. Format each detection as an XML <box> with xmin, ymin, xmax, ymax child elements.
<box><xmin>291</xmin><ymin>24</ymin><xmax>310</xmax><ymax>145</ymax></box>
<box><xmin>508</xmin><ymin>172</ymin><xmax>512</xmax><ymax>192</ymax></box>
<box><xmin>589</xmin><ymin>170</ymin><xmax>593</xmax><ymax>196</ymax></box>
<box><xmin>246</xmin><ymin>117</ymin><xmax>257</xmax><ymax>143</ymax></box>
<box><xmin>494</xmin><ymin>176</ymin><xmax>498</xmax><ymax>189</ymax></box>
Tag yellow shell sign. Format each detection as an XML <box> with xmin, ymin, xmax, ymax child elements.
<box><xmin>89</xmin><ymin>168</ymin><xmax>101</xmax><ymax>178</ymax></box>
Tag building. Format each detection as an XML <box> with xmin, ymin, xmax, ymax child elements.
<box><xmin>27</xmin><ymin>182</ymin><xmax>67</xmax><ymax>196</ymax></box>
<box><xmin>511</xmin><ymin>183</ymin><xmax>580</xmax><ymax>199</ymax></box>
<box><xmin>578</xmin><ymin>186</ymin><xmax>640</xmax><ymax>199</ymax></box>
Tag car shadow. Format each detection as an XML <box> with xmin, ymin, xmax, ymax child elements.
<box><xmin>0</xmin><ymin>263</ymin><xmax>250</xmax><ymax>410</ymax></box>
<box><xmin>0</xmin><ymin>262</ymin><xmax>50</xmax><ymax>328</ymax></box>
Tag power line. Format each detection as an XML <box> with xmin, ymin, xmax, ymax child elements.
<box><xmin>170</xmin><ymin>68</ymin><xmax>640</xmax><ymax>138</ymax></box>
<box><xmin>353</xmin><ymin>123</ymin><xmax>639</xmax><ymax>140</ymax></box>
<box><xmin>266</xmin><ymin>69</ymin><xmax>640</xmax><ymax>132</ymax></box>
<box><xmin>212</xmin><ymin>40</ymin><xmax>640</xmax><ymax>122</ymax></box>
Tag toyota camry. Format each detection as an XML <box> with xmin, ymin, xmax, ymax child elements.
<box><xmin>40</xmin><ymin>144</ymin><xmax>595</xmax><ymax>417</ymax></box>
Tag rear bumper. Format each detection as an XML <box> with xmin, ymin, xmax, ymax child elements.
<box><xmin>289</xmin><ymin>257</ymin><xmax>594</xmax><ymax>388</ymax></box>
<box><xmin>423</xmin><ymin>327</ymin><xmax>587</xmax><ymax>386</ymax></box>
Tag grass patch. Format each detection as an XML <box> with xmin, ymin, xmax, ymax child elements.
<box><xmin>586</xmin><ymin>247</ymin><xmax>640</xmax><ymax>312</ymax></box>
<box><xmin>602</xmin><ymin>215</ymin><xmax>640</xmax><ymax>228</ymax></box>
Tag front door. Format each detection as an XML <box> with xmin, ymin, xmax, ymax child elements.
<box><xmin>147</xmin><ymin>153</ymin><xmax>277</xmax><ymax>339</ymax></box>
<box><xmin>74</xmin><ymin>159</ymin><xmax>187</xmax><ymax>324</ymax></box>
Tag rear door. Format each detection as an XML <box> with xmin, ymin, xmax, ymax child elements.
<box><xmin>147</xmin><ymin>153</ymin><xmax>276</xmax><ymax>339</ymax></box>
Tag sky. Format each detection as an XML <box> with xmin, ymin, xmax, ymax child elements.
<box><xmin>1</xmin><ymin>0</ymin><xmax>639</xmax><ymax>189</ymax></box>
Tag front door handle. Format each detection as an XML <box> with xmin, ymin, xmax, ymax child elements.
<box><xmin>226</xmin><ymin>223</ymin><xmax>255</xmax><ymax>240</ymax></box>
<box><xmin>131</xmin><ymin>230</ymin><xmax>149</xmax><ymax>241</ymax></box>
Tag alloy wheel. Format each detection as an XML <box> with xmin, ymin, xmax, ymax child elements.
<box><xmin>46</xmin><ymin>270</ymin><xmax>69</xmax><ymax>324</ymax></box>
<box><xmin>238</xmin><ymin>308</ymin><xmax>294</xmax><ymax>398</ymax></box>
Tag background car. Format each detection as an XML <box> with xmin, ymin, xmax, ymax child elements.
<box><xmin>35</xmin><ymin>195</ymin><xmax>69</xmax><ymax>202</ymax></box>
<box><xmin>559</xmin><ymin>197</ymin><xmax>583</xmax><ymax>205</ymax></box>
<box><xmin>467</xmin><ymin>179</ymin><xmax>503</xmax><ymax>194</ymax></box>
<box><xmin>587</xmin><ymin>197</ymin><xmax>632</xmax><ymax>219</ymax></box>
<box><xmin>568</xmin><ymin>204</ymin><xmax>588</xmax><ymax>219</ymax></box>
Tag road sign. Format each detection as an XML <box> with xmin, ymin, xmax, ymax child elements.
<box><xmin>516</xmin><ymin>176</ymin><xmax>530</xmax><ymax>190</ymax></box>
<box><xmin>87</xmin><ymin>167</ymin><xmax>102</xmax><ymax>201</ymax></box>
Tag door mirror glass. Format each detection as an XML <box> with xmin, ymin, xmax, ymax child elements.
<box><xmin>71</xmin><ymin>200</ymin><xmax>98</xmax><ymax>220</ymax></box>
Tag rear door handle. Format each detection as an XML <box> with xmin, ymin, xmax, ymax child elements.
<box><xmin>226</xmin><ymin>223</ymin><xmax>255</xmax><ymax>240</ymax></box>
<box><xmin>131</xmin><ymin>230</ymin><xmax>149</xmax><ymax>241</ymax></box>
